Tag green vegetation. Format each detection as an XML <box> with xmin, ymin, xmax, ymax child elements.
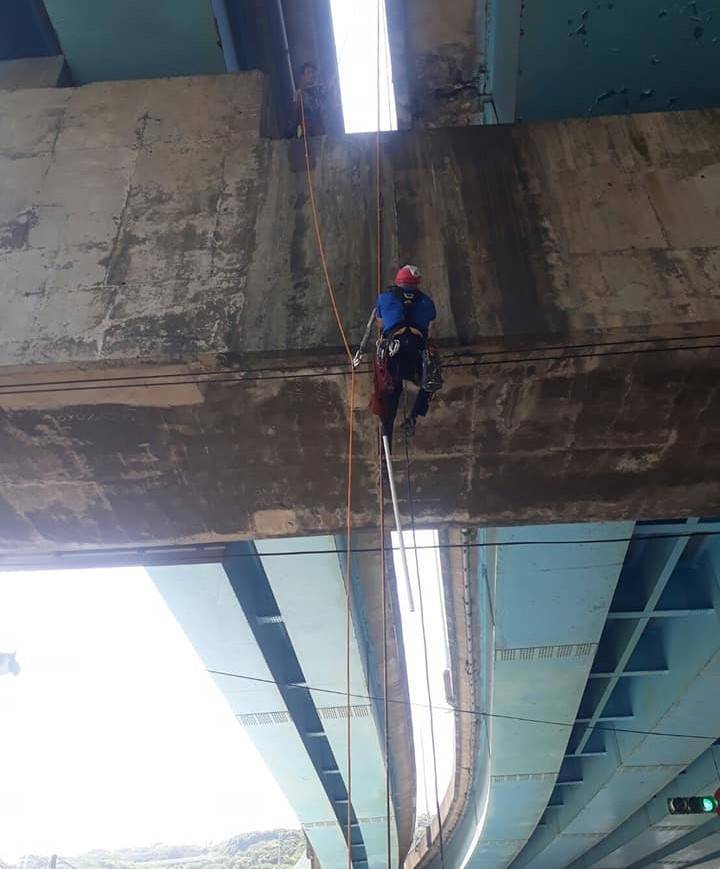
<box><xmin>7</xmin><ymin>829</ymin><xmax>305</xmax><ymax>869</ymax></box>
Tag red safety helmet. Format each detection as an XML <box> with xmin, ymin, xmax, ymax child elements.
<box><xmin>395</xmin><ymin>264</ymin><xmax>422</xmax><ymax>286</ymax></box>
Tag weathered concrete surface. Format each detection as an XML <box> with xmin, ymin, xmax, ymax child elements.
<box><xmin>0</xmin><ymin>56</ymin><xmax>69</xmax><ymax>91</ymax></box>
<box><xmin>390</xmin><ymin>0</ymin><xmax>487</xmax><ymax>127</ymax></box>
<box><xmin>0</xmin><ymin>74</ymin><xmax>719</xmax><ymax>553</ymax></box>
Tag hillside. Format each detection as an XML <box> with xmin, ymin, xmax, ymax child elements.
<box><xmin>6</xmin><ymin>829</ymin><xmax>305</xmax><ymax>869</ymax></box>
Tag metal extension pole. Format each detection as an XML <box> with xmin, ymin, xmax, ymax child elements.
<box><xmin>382</xmin><ymin>434</ymin><xmax>415</xmax><ymax>612</ymax></box>
<box><xmin>275</xmin><ymin>0</ymin><xmax>296</xmax><ymax>94</ymax></box>
<box><xmin>210</xmin><ymin>0</ymin><xmax>240</xmax><ymax>72</ymax></box>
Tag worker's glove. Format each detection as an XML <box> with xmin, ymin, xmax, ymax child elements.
<box><xmin>352</xmin><ymin>351</ymin><xmax>364</xmax><ymax>369</ymax></box>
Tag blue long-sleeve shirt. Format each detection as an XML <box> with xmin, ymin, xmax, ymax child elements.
<box><xmin>376</xmin><ymin>286</ymin><xmax>436</xmax><ymax>336</ymax></box>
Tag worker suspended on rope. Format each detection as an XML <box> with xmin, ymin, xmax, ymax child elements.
<box><xmin>353</xmin><ymin>265</ymin><xmax>443</xmax><ymax>445</ymax></box>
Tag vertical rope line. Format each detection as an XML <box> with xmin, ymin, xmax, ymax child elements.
<box><xmin>345</xmin><ymin>366</ymin><xmax>356</xmax><ymax>869</ymax></box>
<box><xmin>379</xmin><ymin>426</ymin><xmax>392</xmax><ymax>868</ymax></box>
<box><xmin>299</xmin><ymin>93</ymin><xmax>352</xmax><ymax>361</ymax></box>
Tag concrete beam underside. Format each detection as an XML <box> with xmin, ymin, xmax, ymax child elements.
<box><xmin>0</xmin><ymin>74</ymin><xmax>719</xmax><ymax>554</ymax></box>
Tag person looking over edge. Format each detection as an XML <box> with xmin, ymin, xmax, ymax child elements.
<box><xmin>353</xmin><ymin>265</ymin><xmax>443</xmax><ymax>446</ymax></box>
<box><xmin>294</xmin><ymin>62</ymin><xmax>330</xmax><ymax>138</ymax></box>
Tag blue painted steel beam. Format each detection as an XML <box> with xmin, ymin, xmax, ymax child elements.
<box><xmin>510</xmin><ymin>520</ymin><xmax>720</xmax><ymax>869</ymax></box>
<box><xmin>574</xmin><ymin>521</ymin><xmax>699</xmax><ymax>755</ymax></box>
<box><xmin>515</xmin><ymin>0</ymin><xmax>720</xmax><ymax>121</ymax></box>
<box><xmin>41</xmin><ymin>0</ymin><xmax>225</xmax><ymax>84</ymax></box>
<box><xmin>210</xmin><ymin>0</ymin><xmax>239</xmax><ymax>71</ymax></box>
<box><xmin>224</xmin><ymin>543</ymin><xmax>368</xmax><ymax>867</ymax></box>
<box><xmin>434</xmin><ymin>523</ymin><xmax>632</xmax><ymax>869</ymax></box>
<box><xmin>147</xmin><ymin>562</ymin><xmax>350</xmax><ymax>868</ymax></box>
<box><xmin>484</xmin><ymin>0</ymin><xmax>522</xmax><ymax>122</ymax></box>
<box><xmin>607</xmin><ymin>608</ymin><xmax>716</xmax><ymax>618</ymax></box>
<box><xmin>566</xmin><ymin>743</ymin><xmax>720</xmax><ymax>868</ymax></box>
<box><xmin>588</xmin><ymin>669</ymin><xmax>669</xmax><ymax>678</ymax></box>
<box><xmin>627</xmin><ymin>817</ymin><xmax>720</xmax><ymax>869</ymax></box>
<box><xmin>255</xmin><ymin>537</ymin><xmax>399</xmax><ymax>869</ymax></box>
<box><xmin>0</xmin><ymin>0</ymin><xmax>60</xmax><ymax>60</ymax></box>
<box><xmin>565</xmin><ymin>751</ymin><xmax>606</xmax><ymax>758</ymax></box>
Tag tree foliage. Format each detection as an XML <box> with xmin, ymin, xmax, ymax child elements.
<box><xmin>7</xmin><ymin>829</ymin><xmax>305</xmax><ymax>869</ymax></box>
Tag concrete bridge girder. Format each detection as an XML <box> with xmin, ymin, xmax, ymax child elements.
<box><xmin>0</xmin><ymin>75</ymin><xmax>719</xmax><ymax>555</ymax></box>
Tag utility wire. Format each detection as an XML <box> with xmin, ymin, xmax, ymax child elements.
<box><xmin>3</xmin><ymin>331</ymin><xmax>718</xmax><ymax>392</ymax></box>
<box><xmin>164</xmin><ymin>530</ymin><xmax>720</xmax><ymax>558</ymax></box>
<box><xmin>0</xmin><ymin>337</ymin><xmax>718</xmax><ymax>397</ymax></box>
<box><xmin>2</xmin><ymin>529</ymin><xmax>720</xmax><ymax>571</ymax></box>
<box><xmin>207</xmin><ymin>667</ymin><xmax>720</xmax><ymax>743</ymax></box>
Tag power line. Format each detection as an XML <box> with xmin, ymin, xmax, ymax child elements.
<box><xmin>163</xmin><ymin>530</ymin><xmax>720</xmax><ymax>558</ymax></box>
<box><xmin>0</xmin><ymin>336</ymin><xmax>717</xmax><ymax>398</ymax></box>
<box><xmin>207</xmin><ymin>668</ymin><xmax>720</xmax><ymax>742</ymax></box>
<box><xmin>2</xmin><ymin>529</ymin><xmax>719</xmax><ymax>572</ymax></box>
<box><xmin>7</xmin><ymin>328</ymin><xmax>720</xmax><ymax>390</ymax></box>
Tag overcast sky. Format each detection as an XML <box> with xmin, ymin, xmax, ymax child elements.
<box><xmin>0</xmin><ymin>568</ymin><xmax>298</xmax><ymax>862</ymax></box>
<box><xmin>330</xmin><ymin>0</ymin><xmax>397</xmax><ymax>132</ymax></box>
<box><xmin>394</xmin><ymin>531</ymin><xmax>455</xmax><ymax>825</ymax></box>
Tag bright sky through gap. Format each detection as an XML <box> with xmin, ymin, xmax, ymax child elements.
<box><xmin>0</xmin><ymin>568</ymin><xmax>298</xmax><ymax>864</ymax></box>
<box><xmin>393</xmin><ymin>530</ymin><xmax>455</xmax><ymax>829</ymax></box>
<box><xmin>330</xmin><ymin>0</ymin><xmax>398</xmax><ymax>133</ymax></box>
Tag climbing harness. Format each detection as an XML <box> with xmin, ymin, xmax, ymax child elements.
<box><xmin>378</xmin><ymin>336</ymin><xmax>401</xmax><ymax>361</ymax></box>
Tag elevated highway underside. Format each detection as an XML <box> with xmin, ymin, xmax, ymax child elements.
<box><xmin>0</xmin><ymin>75</ymin><xmax>719</xmax><ymax>556</ymax></box>
<box><xmin>147</xmin><ymin>535</ymin><xmax>416</xmax><ymax>869</ymax></box>
<box><xmin>421</xmin><ymin>519</ymin><xmax>720</xmax><ymax>869</ymax></box>
<box><xmin>2</xmin><ymin>6</ymin><xmax>720</xmax><ymax>868</ymax></box>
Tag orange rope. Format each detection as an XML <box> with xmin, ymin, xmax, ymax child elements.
<box><xmin>298</xmin><ymin>90</ymin><xmax>355</xmax><ymax>869</ymax></box>
<box><xmin>299</xmin><ymin>93</ymin><xmax>353</xmax><ymax>362</ymax></box>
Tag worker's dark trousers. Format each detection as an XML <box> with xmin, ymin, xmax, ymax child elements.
<box><xmin>382</xmin><ymin>334</ymin><xmax>432</xmax><ymax>443</ymax></box>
